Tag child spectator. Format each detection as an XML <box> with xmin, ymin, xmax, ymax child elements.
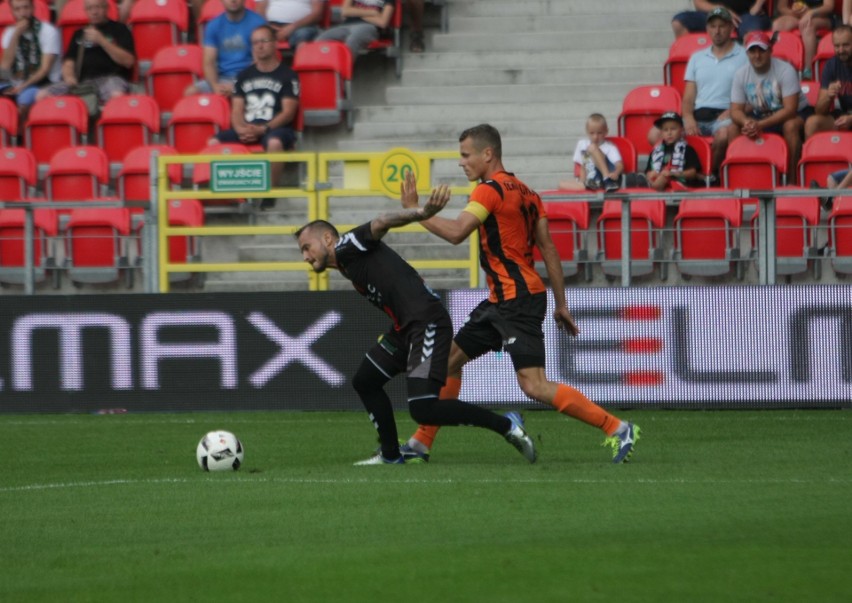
<box><xmin>645</xmin><ymin>112</ymin><xmax>703</xmax><ymax>191</ymax></box>
<box><xmin>558</xmin><ymin>113</ymin><xmax>623</xmax><ymax>192</ymax></box>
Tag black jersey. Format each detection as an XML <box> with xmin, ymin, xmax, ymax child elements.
<box><xmin>335</xmin><ymin>222</ymin><xmax>445</xmax><ymax>330</ymax></box>
<box><xmin>234</xmin><ymin>62</ymin><xmax>299</xmax><ymax>125</ymax></box>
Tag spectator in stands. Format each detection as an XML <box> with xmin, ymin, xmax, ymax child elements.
<box><xmin>315</xmin><ymin>0</ymin><xmax>395</xmax><ymax>61</ymax></box>
<box><xmin>773</xmin><ymin>1</ymin><xmax>840</xmax><ymax>79</ymax></box>
<box><xmin>813</xmin><ymin>168</ymin><xmax>851</xmax><ymax>209</ymax></box>
<box><xmin>655</xmin><ymin>7</ymin><xmax>748</xmax><ymax>176</ymax></box>
<box><xmin>407</xmin><ymin>0</ymin><xmax>425</xmax><ymax>53</ymax></box>
<box><xmin>804</xmin><ymin>24</ymin><xmax>852</xmax><ymax>137</ymax></box>
<box><xmin>209</xmin><ymin>25</ymin><xmax>299</xmax><ymax>189</ymax></box>
<box><xmin>256</xmin><ymin>0</ymin><xmax>325</xmax><ymax>48</ymax></box>
<box><xmin>729</xmin><ymin>31</ymin><xmax>809</xmax><ymax>183</ymax></box>
<box><xmin>558</xmin><ymin>113</ymin><xmax>622</xmax><ymax>192</ymax></box>
<box><xmin>35</xmin><ymin>0</ymin><xmax>135</xmax><ymax>104</ymax></box>
<box><xmin>672</xmin><ymin>1</ymin><xmax>772</xmax><ymax>40</ymax></box>
<box><xmin>645</xmin><ymin>112</ymin><xmax>704</xmax><ymax>191</ymax></box>
<box><xmin>0</xmin><ymin>0</ymin><xmax>62</xmax><ymax>110</ymax></box>
<box><xmin>185</xmin><ymin>0</ymin><xmax>267</xmax><ymax>97</ymax></box>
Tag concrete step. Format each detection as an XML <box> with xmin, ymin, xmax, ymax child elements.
<box><xmin>405</xmin><ymin>47</ymin><xmax>668</xmax><ymax>70</ymax></box>
<box><xmin>385</xmin><ymin>82</ymin><xmax>647</xmax><ymax>105</ymax></box>
<box><xmin>352</xmin><ymin>119</ymin><xmax>587</xmax><ymax>140</ymax></box>
<box><xmin>448</xmin><ymin>12</ymin><xmax>678</xmax><ymax>33</ymax></box>
<box><xmin>356</xmin><ymin>101</ymin><xmax>624</xmax><ymax>123</ymax></box>
<box><xmin>450</xmin><ymin>0</ymin><xmax>684</xmax><ymax>17</ymax></box>
<box><xmin>335</xmin><ymin>136</ymin><xmax>576</xmax><ymax>158</ymax></box>
<box><xmin>432</xmin><ymin>29</ymin><xmax>670</xmax><ymax>52</ymax></box>
<box><xmin>400</xmin><ymin>65</ymin><xmax>661</xmax><ymax>87</ymax></box>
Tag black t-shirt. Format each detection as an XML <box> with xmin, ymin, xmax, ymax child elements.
<box><xmin>819</xmin><ymin>57</ymin><xmax>852</xmax><ymax>114</ymax></box>
<box><xmin>721</xmin><ymin>1</ymin><xmax>761</xmax><ymax>14</ymax></box>
<box><xmin>335</xmin><ymin>222</ymin><xmax>445</xmax><ymax>330</ymax></box>
<box><xmin>64</xmin><ymin>20</ymin><xmax>135</xmax><ymax>82</ymax></box>
<box><xmin>234</xmin><ymin>63</ymin><xmax>299</xmax><ymax>125</ymax></box>
<box><xmin>645</xmin><ymin>142</ymin><xmax>704</xmax><ymax>186</ymax></box>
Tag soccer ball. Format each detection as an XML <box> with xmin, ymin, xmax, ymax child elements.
<box><xmin>196</xmin><ymin>430</ymin><xmax>244</xmax><ymax>471</ymax></box>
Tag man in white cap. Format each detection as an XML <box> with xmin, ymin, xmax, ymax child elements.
<box><xmin>729</xmin><ymin>30</ymin><xmax>809</xmax><ymax>183</ymax></box>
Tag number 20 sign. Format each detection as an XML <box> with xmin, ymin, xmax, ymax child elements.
<box><xmin>373</xmin><ymin>147</ymin><xmax>430</xmax><ymax>198</ymax></box>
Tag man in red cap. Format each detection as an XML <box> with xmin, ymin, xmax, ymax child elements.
<box><xmin>729</xmin><ymin>30</ymin><xmax>809</xmax><ymax>182</ymax></box>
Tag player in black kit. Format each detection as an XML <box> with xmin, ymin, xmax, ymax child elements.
<box><xmin>295</xmin><ymin>184</ymin><xmax>537</xmax><ymax>465</ymax></box>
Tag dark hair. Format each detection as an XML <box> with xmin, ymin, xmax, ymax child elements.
<box><xmin>835</xmin><ymin>24</ymin><xmax>852</xmax><ymax>37</ymax></box>
<box><xmin>252</xmin><ymin>24</ymin><xmax>276</xmax><ymax>40</ymax></box>
<box><xmin>459</xmin><ymin>124</ymin><xmax>502</xmax><ymax>159</ymax></box>
<box><xmin>295</xmin><ymin>220</ymin><xmax>339</xmax><ymax>240</ymax></box>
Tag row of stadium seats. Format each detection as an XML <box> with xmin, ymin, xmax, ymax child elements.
<box><xmin>0</xmin><ymin>39</ymin><xmax>355</xmax><ymax>166</ymax></box>
<box><xmin>0</xmin><ymin>0</ymin><xmax>403</xmax><ymax>77</ymax></box>
<box><xmin>0</xmin><ymin>199</ymin><xmax>203</xmax><ymax>288</ymax></box>
<box><xmin>663</xmin><ymin>30</ymin><xmax>838</xmax><ymax>96</ymax></box>
<box><xmin>604</xmin><ymin>127</ymin><xmax>852</xmax><ymax>189</ymax></box>
<box><xmin>537</xmin><ymin>190</ymin><xmax>852</xmax><ymax>282</ymax></box>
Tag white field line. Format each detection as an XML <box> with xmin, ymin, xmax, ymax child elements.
<box><xmin>1</xmin><ymin>476</ymin><xmax>850</xmax><ymax>494</ymax></box>
<box><xmin>1</xmin><ymin>413</ymin><xmax>848</xmax><ymax>427</ymax></box>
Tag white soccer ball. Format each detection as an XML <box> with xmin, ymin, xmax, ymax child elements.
<box><xmin>196</xmin><ymin>430</ymin><xmax>244</xmax><ymax>471</ymax></box>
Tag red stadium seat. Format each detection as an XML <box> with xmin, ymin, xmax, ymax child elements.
<box><xmin>798</xmin><ymin>132</ymin><xmax>852</xmax><ymax>188</ymax></box>
<box><xmin>0</xmin><ymin>208</ymin><xmax>59</xmax><ymax>286</ymax></box>
<box><xmin>146</xmin><ymin>45</ymin><xmax>204</xmax><ymax>120</ymax></box>
<box><xmin>812</xmin><ymin>32</ymin><xmax>835</xmax><ymax>82</ymax></box>
<box><xmin>536</xmin><ymin>194</ymin><xmax>591</xmax><ymax>280</ymax></box>
<box><xmin>127</xmin><ymin>0</ymin><xmax>189</xmax><ymax>73</ymax></box>
<box><xmin>606</xmin><ymin>136</ymin><xmax>638</xmax><ymax>174</ymax></box>
<box><xmin>0</xmin><ymin>148</ymin><xmax>37</xmax><ymax>200</ymax></box>
<box><xmin>24</xmin><ymin>96</ymin><xmax>90</xmax><ymax>167</ymax></box>
<box><xmin>0</xmin><ymin>96</ymin><xmax>18</xmax><ymax>146</ymax></box>
<box><xmin>799</xmin><ymin>80</ymin><xmax>820</xmax><ymax>108</ymax></box>
<box><xmin>770</xmin><ymin>31</ymin><xmax>805</xmax><ymax>73</ymax></box>
<box><xmin>596</xmin><ymin>194</ymin><xmax>667</xmax><ymax>279</ymax></box>
<box><xmin>96</xmin><ymin>95</ymin><xmax>161</xmax><ymax>166</ymax></box>
<box><xmin>826</xmin><ymin>196</ymin><xmax>852</xmax><ymax>275</ymax></box>
<box><xmin>721</xmin><ymin>134</ymin><xmax>788</xmax><ymax>189</ymax></box>
<box><xmin>137</xmin><ymin>198</ymin><xmax>205</xmax><ymax>283</ymax></box>
<box><xmin>118</xmin><ymin>144</ymin><xmax>182</xmax><ymax>211</ymax></box>
<box><xmin>663</xmin><ymin>33</ymin><xmax>712</xmax><ymax>96</ymax></box>
<box><xmin>292</xmin><ymin>41</ymin><xmax>353</xmax><ymax>129</ymax></box>
<box><xmin>325</xmin><ymin>0</ymin><xmax>403</xmax><ymax>76</ymax></box>
<box><xmin>750</xmin><ymin>188</ymin><xmax>821</xmax><ymax>277</ymax></box>
<box><xmin>167</xmin><ymin>94</ymin><xmax>231</xmax><ymax>154</ymax></box>
<box><xmin>45</xmin><ymin>146</ymin><xmax>111</xmax><ymax>204</ymax></box>
<box><xmin>685</xmin><ymin>135</ymin><xmax>713</xmax><ymax>185</ymax></box>
<box><xmin>63</xmin><ymin>207</ymin><xmax>132</xmax><ymax>286</ymax></box>
<box><xmin>673</xmin><ymin>196</ymin><xmax>743</xmax><ymax>278</ymax></box>
<box><xmin>618</xmin><ymin>85</ymin><xmax>682</xmax><ymax>156</ymax></box>
<box><xmin>57</xmin><ymin>0</ymin><xmax>120</xmax><ymax>56</ymax></box>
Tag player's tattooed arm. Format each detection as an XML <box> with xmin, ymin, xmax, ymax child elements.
<box><xmin>370</xmin><ymin>183</ymin><xmax>451</xmax><ymax>239</ymax></box>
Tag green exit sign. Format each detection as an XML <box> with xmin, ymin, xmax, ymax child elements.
<box><xmin>211</xmin><ymin>160</ymin><xmax>270</xmax><ymax>193</ymax></box>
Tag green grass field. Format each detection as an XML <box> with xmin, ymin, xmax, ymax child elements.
<box><xmin>2</xmin><ymin>409</ymin><xmax>851</xmax><ymax>602</ymax></box>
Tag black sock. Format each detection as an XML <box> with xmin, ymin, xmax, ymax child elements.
<box><xmin>409</xmin><ymin>397</ymin><xmax>511</xmax><ymax>435</ymax></box>
<box><xmin>352</xmin><ymin>358</ymin><xmax>400</xmax><ymax>459</ymax></box>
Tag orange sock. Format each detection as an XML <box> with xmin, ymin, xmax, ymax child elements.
<box><xmin>551</xmin><ymin>384</ymin><xmax>621</xmax><ymax>436</ymax></box>
<box><xmin>411</xmin><ymin>377</ymin><xmax>461</xmax><ymax>449</ymax></box>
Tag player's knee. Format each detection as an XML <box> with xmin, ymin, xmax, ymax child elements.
<box><xmin>352</xmin><ymin>368</ymin><xmax>379</xmax><ymax>396</ymax></box>
<box><xmin>408</xmin><ymin>398</ymin><xmax>434</xmax><ymax>424</ymax></box>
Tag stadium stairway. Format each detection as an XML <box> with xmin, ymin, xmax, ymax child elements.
<box><xmin>203</xmin><ymin>0</ymin><xmax>688</xmax><ymax>293</ymax></box>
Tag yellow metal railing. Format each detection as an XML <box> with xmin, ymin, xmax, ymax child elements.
<box><xmin>155</xmin><ymin>149</ymin><xmax>478</xmax><ymax>292</ymax></box>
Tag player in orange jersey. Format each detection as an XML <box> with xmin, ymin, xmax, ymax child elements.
<box><xmin>399</xmin><ymin>124</ymin><xmax>640</xmax><ymax>464</ymax></box>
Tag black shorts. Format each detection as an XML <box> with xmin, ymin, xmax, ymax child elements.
<box><xmin>454</xmin><ymin>293</ymin><xmax>547</xmax><ymax>371</ymax></box>
<box><xmin>365</xmin><ymin>315</ymin><xmax>453</xmax><ymax>385</ymax></box>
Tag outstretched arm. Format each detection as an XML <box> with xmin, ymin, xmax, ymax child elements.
<box><xmin>400</xmin><ymin>171</ymin><xmax>481</xmax><ymax>244</ymax></box>
<box><xmin>535</xmin><ymin>217</ymin><xmax>579</xmax><ymax>336</ymax></box>
<box><xmin>370</xmin><ymin>182</ymin><xmax>451</xmax><ymax>240</ymax></box>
